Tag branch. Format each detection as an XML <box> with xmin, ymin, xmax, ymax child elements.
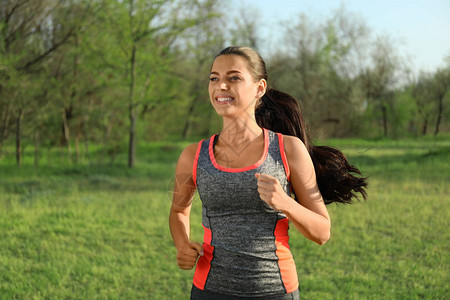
<box><xmin>4</xmin><ymin>2</ymin><xmax>23</xmax><ymax>24</ymax></box>
<box><xmin>19</xmin><ymin>26</ymin><xmax>74</xmax><ymax>71</ymax></box>
<box><xmin>133</xmin><ymin>25</ymin><xmax>167</xmax><ymax>42</ymax></box>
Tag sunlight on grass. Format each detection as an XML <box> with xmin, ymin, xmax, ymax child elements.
<box><xmin>0</xmin><ymin>137</ymin><xmax>448</xmax><ymax>299</ymax></box>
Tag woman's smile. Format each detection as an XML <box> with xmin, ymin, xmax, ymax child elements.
<box><xmin>215</xmin><ymin>96</ymin><xmax>234</xmax><ymax>104</ymax></box>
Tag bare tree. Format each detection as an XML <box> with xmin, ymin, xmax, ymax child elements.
<box><xmin>433</xmin><ymin>68</ymin><xmax>449</xmax><ymax>135</ymax></box>
<box><xmin>229</xmin><ymin>5</ymin><xmax>260</xmax><ymax>50</ymax></box>
<box><xmin>272</xmin><ymin>7</ymin><xmax>371</xmax><ymax>137</ymax></box>
<box><xmin>361</xmin><ymin>36</ymin><xmax>404</xmax><ymax>137</ymax></box>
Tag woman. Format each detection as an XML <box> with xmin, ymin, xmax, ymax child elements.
<box><xmin>169</xmin><ymin>46</ymin><xmax>367</xmax><ymax>299</ymax></box>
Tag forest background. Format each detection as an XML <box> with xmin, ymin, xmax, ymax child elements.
<box><xmin>1</xmin><ymin>1</ymin><xmax>449</xmax><ymax>299</ymax></box>
<box><xmin>0</xmin><ymin>0</ymin><xmax>449</xmax><ymax>167</ymax></box>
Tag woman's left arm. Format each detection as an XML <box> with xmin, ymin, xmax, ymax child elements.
<box><xmin>256</xmin><ymin>135</ymin><xmax>330</xmax><ymax>245</ymax></box>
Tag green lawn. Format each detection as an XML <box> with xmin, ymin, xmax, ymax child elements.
<box><xmin>0</xmin><ymin>136</ymin><xmax>448</xmax><ymax>299</ymax></box>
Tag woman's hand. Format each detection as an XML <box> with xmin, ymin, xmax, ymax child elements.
<box><xmin>176</xmin><ymin>242</ymin><xmax>204</xmax><ymax>270</ymax></box>
<box><xmin>255</xmin><ymin>173</ymin><xmax>293</xmax><ymax>212</ymax></box>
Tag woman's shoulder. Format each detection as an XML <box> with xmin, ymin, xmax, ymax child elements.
<box><xmin>178</xmin><ymin>142</ymin><xmax>201</xmax><ymax>163</ymax></box>
<box><xmin>278</xmin><ymin>134</ymin><xmax>310</xmax><ymax>164</ymax></box>
<box><xmin>177</xmin><ymin>138</ymin><xmax>208</xmax><ymax>167</ymax></box>
<box><xmin>279</xmin><ymin>134</ymin><xmax>306</xmax><ymax>151</ymax></box>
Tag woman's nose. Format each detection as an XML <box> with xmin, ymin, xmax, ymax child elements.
<box><xmin>219</xmin><ymin>82</ymin><xmax>228</xmax><ymax>90</ymax></box>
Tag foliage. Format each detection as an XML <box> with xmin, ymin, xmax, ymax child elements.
<box><xmin>0</xmin><ymin>1</ymin><xmax>449</xmax><ymax>166</ymax></box>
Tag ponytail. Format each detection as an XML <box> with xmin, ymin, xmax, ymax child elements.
<box><xmin>256</xmin><ymin>88</ymin><xmax>368</xmax><ymax>204</ymax></box>
<box><xmin>214</xmin><ymin>46</ymin><xmax>367</xmax><ymax>204</ymax></box>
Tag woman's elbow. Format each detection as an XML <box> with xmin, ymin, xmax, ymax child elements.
<box><xmin>315</xmin><ymin>230</ymin><xmax>331</xmax><ymax>245</ymax></box>
<box><xmin>314</xmin><ymin>222</ymin><xmax>331</xmax><ymax>245</ymax></box>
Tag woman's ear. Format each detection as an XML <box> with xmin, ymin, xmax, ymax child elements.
<box><xmin>256</xmin><ymin>79</ymin><xmax>267</xmax><ymax>98</ymax></box>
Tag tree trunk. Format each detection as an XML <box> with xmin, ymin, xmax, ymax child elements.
<box><xmin>101</xmin><ymin>125</ymin><xmax>107</xmax><ymax>165</ymax></box>
<box><xmin>75</xmin><ymin>134</ymin><xmax>80</xmax><ymax>164</ymax></box>
<box><xmin>34</xmin><ymin>129</ymin><xmax>39</xmax><ymax>167</ymax></box>
<box><xmin>128</xmin><ymin>113</ymin><xmax>136</xmax><ymax>168</ymax></box>
<box><xmin>422</xmin><ymin>117</ymin><xmax>428</xmax><ymax>135</ymax></box>
<box><xmin>128</xmin><ymin>45</ymin><xmax>137</xmax><ymax>168</ymax></box>
<box><xmin>181</xmin><ymin>62</ymin><xmax>206</xmax><ymax>140</ymax></box>
<box><xmin>84</xmin><ymin>137</ymin><xmax>90</xmax><ymax>165</ymax></box>
<box><xmin>15</xmin><ymin>110</ymin><xmax>22</xmax><ymax>166</ymax></box>
<box><xmin>84</xmin><ymin>97</ymin><xmax>91</xmax><ymax>165</ymax></box>
<box><xmin>434</xmin><ymin>94</ymin><xmax>444</xmax><ymax>136</ymax></box>
<box><xmin>73</xmin><ymin>35</ymin><xmax>80</xmax><ymax>163</ymax></box>
<box><xmin>62</xmin><ymin>109</ymin><xmax>72</xmax><ymax>163</ymax></box>
<box><xmin>101</xmin><ymin>116</ymin><xmax>112</xmax><ymax>165</ymax></box>
<box><xmin>181</xmin><ymin>98</ymin><xmax>197</xmax><ymax>139</ymax></box>
<box><xmin>381</xmin><ymin>104</ymin><xmax>388</xmax><ymax>137</ymax></box>
<box><xmin>0</xmin><ymin>105</ymin><xmax>10</xmax><ymax>160</ymax></box>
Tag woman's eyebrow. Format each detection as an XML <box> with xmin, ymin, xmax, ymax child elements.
<box><xmin>210</xmin><ymin>70</ymin><xmax>242</xmax><ymax>76</ymax></box>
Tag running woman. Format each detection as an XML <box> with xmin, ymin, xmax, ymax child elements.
<box><xmin>169</xmin><ymin>46</ymin><xmax>367</xmax><ymax>299</ymax></box>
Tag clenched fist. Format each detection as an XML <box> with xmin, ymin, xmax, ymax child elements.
<box><xmin>255</xmin><ymin>173</ymin><xmax>292</xmax><ymax>212</ymax></box>
<box><xmin>176</xmin><ymin>242</ymin><xmax>203</xmax><ymax>270</ymax></box>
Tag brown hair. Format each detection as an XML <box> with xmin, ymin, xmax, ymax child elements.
<box><xmin>215</xmin><ymin>46</ymin><xmax>367</xmax><ymax>204</ymax></box>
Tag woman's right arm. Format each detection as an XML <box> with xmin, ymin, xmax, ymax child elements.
<box><xmin>169</xmin><ymin>143</ymin><xmax>203</xmax><ymax>270</ymax></box>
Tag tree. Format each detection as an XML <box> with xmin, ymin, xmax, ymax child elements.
<box><xmin>270</xmin><ymin>6</ymin><xmax>371</xmax><ymax>137</ymax></box>
<box><xmin>0</xmin><ymin>0</ymin><xmax>76</xmax><ymax>165</ymax></box>
<box><xmin>229</xmin><ymin>5</ymin><xmax>260</xmax><ymax>50</ymax></box>
<box><xmin>412</xmin><ymin>72</ymin><xmax>436</xmax><ymax>135</ymax></box>
<box><xmin>432</xmin><ymin>67</ymin><xmax>450</xmax><ymax>135</ymax></box>
<box><xmin>175</xmin><ymin>0</ymin><xmax>225</xmax><ymax>139</ymax></box>
<box><xmin>98</xmin><ymin>0</ymin><xmax>197</xmax><ymax>167</ymax></box>
<box><xmin>360</xmin><ymin>36</ymin><xmax>404</xmax><ymax>137</ymax></box>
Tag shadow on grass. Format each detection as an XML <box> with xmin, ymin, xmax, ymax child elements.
<box><xmin>0</xmin><ymin>163</ymin><xmax>176</xmax><ymax>198</ymax></box>
<box><xmin>347</xmin><ymin>147</ymin><xmax>449</xmax><ymax>166</ymax></box>
<box><xmin>344</xmin><ymin>146</ymin><xmax>450</xmax><ymax>186</ymax></box>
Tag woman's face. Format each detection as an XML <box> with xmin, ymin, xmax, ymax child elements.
<box><xmin>209</xmin><ymin>55</ymin><xmax>266</xmax><ymax>118</ymax></box>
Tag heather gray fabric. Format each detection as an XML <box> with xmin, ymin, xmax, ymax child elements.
<box><xmin>191</xmin><ymin>284</ymin><xmax>300</xmax><ymax>300</ymax></box>
<box><xmin>195</xmin><ymin>129</ymin><xmax>296</xmax><ymax>297</ymax></box>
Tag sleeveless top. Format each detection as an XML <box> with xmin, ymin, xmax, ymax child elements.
<box><xmin>192</xmin><ymin>128</ymin><xmax>299</xmax><ymax>297</ymax></box>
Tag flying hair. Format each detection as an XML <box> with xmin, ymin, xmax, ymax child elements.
<box><xmin>214</xmin><ymin>46</ymin><xmax>368</xmax><ymax>204</ymax></box>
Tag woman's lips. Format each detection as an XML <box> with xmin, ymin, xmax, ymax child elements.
<box><xmin>215</xmin><ymin>96</ymin><xmax>234</xmax><ymax>104</ymax></box>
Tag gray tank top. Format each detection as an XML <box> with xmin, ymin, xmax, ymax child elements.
<box><xmin>192</xmin><ymin>128</ymin><xmax>299</xmax><ymax>297</ymax></box>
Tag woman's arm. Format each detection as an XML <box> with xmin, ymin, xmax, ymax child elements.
<box><xmin>256</xmin><ymin>135</ymin><xmax>330</xmax><ymax>245</ymax></box>
<box><xmin>169</xmin><ymin>143</ymin><xmax>203</xmax><ymax>269</ymax></box>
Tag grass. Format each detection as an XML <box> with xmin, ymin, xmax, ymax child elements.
<box><xmin>0</xmin><ymin>136</ymin><xmax>449</xmax><ymax>299</ymax></box>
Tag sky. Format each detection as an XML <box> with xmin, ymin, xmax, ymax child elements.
<box><xmin>230</xmin><ymin>0</ymin><xmax>450</xmax><ymax>75</ymax></box>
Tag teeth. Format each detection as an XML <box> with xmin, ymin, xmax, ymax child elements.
<box><xmin>217</xmin><ymin>97</ymin><xmax>233</xmax><ymax>102</ymax></box>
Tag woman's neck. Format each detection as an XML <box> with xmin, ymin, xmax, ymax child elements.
<box><xmin>219</xmin><ymin>116</ymin><xmax>263</xmax><ymax>148</ymax></box>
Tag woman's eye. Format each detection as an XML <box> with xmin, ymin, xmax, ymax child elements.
<box><xmin>209</xmin><ymin>77</ymin><xmax>218</xmax><ymax>82</ymax></box>
<box><xmin>229</xmin><ymin>76</ymin><xmax>240</xmax><ymax>81</ymax></box>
